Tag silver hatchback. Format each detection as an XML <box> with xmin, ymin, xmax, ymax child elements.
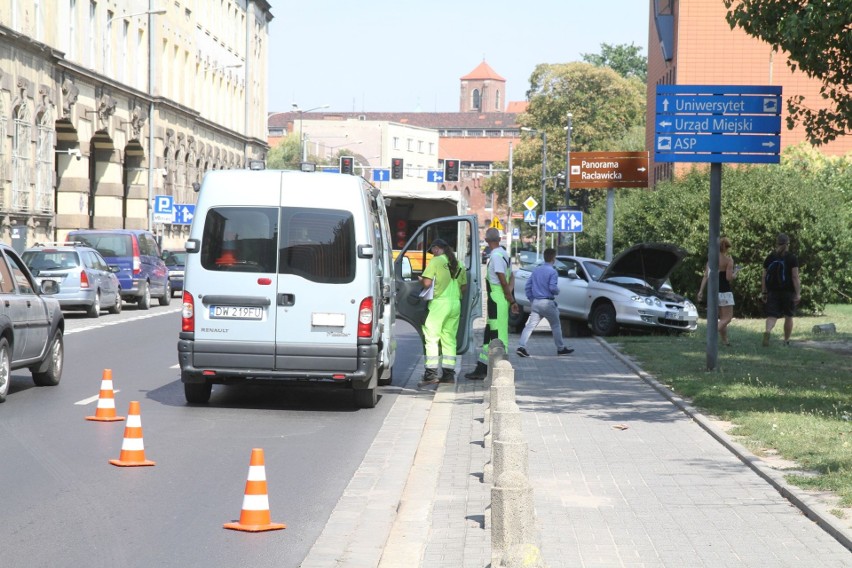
<box><xmin>22</xmin><ymin>243</ymin><xmax>122</xmax><ymax>318</ymax></box>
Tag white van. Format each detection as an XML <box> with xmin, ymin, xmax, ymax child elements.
<box><xmin>177</xmin><ymin>170</ymin><xmax>480</xmax><ymax>409</ymax></box>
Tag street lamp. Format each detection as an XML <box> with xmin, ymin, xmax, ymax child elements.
<box><xmin>521</xmin><ymin>127</ymin><xmax>548</xmax><ymax>259</ymax></box>
<box><xmin>291</xmin><ymin>103</ymin><xmax>330</xmax><ymax>161</ymax></box>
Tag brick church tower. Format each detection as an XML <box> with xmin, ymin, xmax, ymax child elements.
<box><xmin>459</xmin><ymin>61</ymin><xmax>507</xmax><ymax>113</ymax></box>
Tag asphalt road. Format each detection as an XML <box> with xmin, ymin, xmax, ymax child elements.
<box><xmin>1</xmin><ymin>304</ymin><xmax>422</xmax><ymax>567</ymax></box>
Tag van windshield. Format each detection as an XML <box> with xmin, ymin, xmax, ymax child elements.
<box><xmin>199</xmin><ymin>206</ymin><xmax>356</xmax><ymax>284</ymax></box>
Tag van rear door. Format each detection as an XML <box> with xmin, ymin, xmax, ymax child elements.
<box><xmin>394</xmin><ymin>215</ymin><xmax>480</xmax><ymax>353</ymax></box>
<box><xmin>193</xmin><ymin>195</ymin><xmax>281</xmax><ymax>370</ymax></box>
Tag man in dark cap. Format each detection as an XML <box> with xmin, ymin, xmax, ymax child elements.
<box><xmin>761</xmin><ymin>232</ymin><xmax>801</xmax><ymax>346</ymax></box>
<box><xmin>465</xmin><ymin>227</ymin><xmax>517</xmax><ymax>380</ymax></box>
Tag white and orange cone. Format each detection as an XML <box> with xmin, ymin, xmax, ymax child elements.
<box><xmin>224</xmin><ymin>448</ymin><xmax>286</xmax><ymax>532</ymax></box>
<box><xmin>109</xmin><ymin>401</ymin><xmax>155</xmax><ymax>467</ymax></box>
<box><xmin>85</xmin><ymin>369</ymin><xmax>125</xmax><ymax>422</ymax></box>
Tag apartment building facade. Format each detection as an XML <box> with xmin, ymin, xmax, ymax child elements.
<box><xmin>0</xmin><ymin>0</ymin><xmax>271</xmax><ymax>249</ymax></box>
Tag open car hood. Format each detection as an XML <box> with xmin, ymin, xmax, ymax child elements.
<box><xmin>598</xmin><ymin>243</ymin><xmax>687</xmax><ymax>290</ymax></box>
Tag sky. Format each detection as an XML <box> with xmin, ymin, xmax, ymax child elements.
<box><xmin>266</xmin><ymin>1</ymin><xmax>650</xmax><ymax>114</ymax></box>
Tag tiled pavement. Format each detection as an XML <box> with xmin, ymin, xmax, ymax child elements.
<box><xmin>301</xmin><ymin>322</ymin><xmax>852</xmax><ymax>567</ymax></box>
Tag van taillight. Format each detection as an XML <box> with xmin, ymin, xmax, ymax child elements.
<box><xmin>181</xmin><ymin>291</ymin><xmax>195</xmax><ymax>332</ymax></box>
<box><xmin>357</xmin><ymin>297</ymin><xmax>373</xmax><ymax>338</ymax></box>
<box><xmin>80</xmin><ymin>271</ymin><xmax>90</xmax><ymax>289</ymax></box>
<box><xmin>132</xmin><ymin>237</ymin><xmax>141</xmax><ymax>275</ymax></box>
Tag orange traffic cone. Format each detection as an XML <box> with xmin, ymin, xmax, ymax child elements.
<box><xmin>109</xmin><ymin>401</ymin><xmax>155</xmax><ymax>467</ymax></box>
<box><xmin>224</xmin><ymin>448</ymin><xmax>286</xmax><ymax>532</ymax></box>
<box><xmin>85</xmin><ymin>369</ymin><xmax>125</xmax><ymax>422</ymax></box>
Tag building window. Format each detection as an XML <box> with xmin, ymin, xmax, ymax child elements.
<box><xmin>393</xmin><ymin>137</ymin><xmax>399</xmax><ymax>150</ymax></box>
<box><xmin>495</xmin><ymin>90</ymin><xmax>501</xmax><ymax>111</ymax></box>
<box><xmin>68</xmin><ymin>0</ymin><xmax>77</xmax><ymax>58</ymax></box>
<box><xmin>12</xmin><ymin>102</ymin><xmax>32</xmax><ymax>213</ymax></box>
<box><xmin>89</xmin><ymin>1</ymin><xmax>97</xmax><ymax>68</ymax></box>
<box><xmin>417</xmin><ymin>140</ymin><xmax>423</xmax><ymax>153</ymax></box>
<box><xmin>35</xmin><ymin>115</ymin><xmax>55</xmax><ymax>214</ymax></box>
<box><xmin>472</xmin><ymin>89</ymin><xmax>481</xmax><ymax>111</ymax></box>
<box><xmin>407</xmin><ymin>138</ymin><xmax>413</xmax><ymax>151</ymax></box>
<box><xmin>428</xmin><ymin>142</ymin><xmax>434</xmax><ymax>155</ymax></box>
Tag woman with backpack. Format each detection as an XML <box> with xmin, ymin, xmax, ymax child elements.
<box><xmin>697</xmin><ymin>236</ymin><xmax>738</xmax><ymax>346</ymax></box>
<box><xmin>761</xmin><ymin>233</ymin><xmax>801</xmax><ymax>347</ymax></box>
<box><xmin>417</xmin><ymin>238</ymin><xmax>468</xmax><ymax>387</ymax></box>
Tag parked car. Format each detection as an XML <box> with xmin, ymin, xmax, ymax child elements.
<box><xmin>65</xmin><ymin>229</ymin><xmax>170</xmax><ymax>309</ymax></box>
<box><xmin>511</xmin><ymin>243</ymin><xmax>698</xmax><ymax>336</ymax></box>
<box><xmin>0</xmin><ymin>243</ymin><xmax>65</xmax><ymax>403</ymax></box>
<box><xmin>162</xmin><ymin>249</ymin><xmax>186</xmax><ymax>296</ymax></box>
<box><xmin>23</xmin><ymin>242</ymin><xmax>122</xmax><ymax>317</ymax></box>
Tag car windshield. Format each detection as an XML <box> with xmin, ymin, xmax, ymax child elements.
<box><xmin>164</xmin><ymin>251</ymin><xmax>187</xmax><ymax>266</ymax></box>
<box><xmin>582</xmin><ymin>261</ymin><xmax>608</xmax><ymax>281</ymax></box>
<box><xmin>22</xmin><ymin>250</ymin><xmax>79</xmax><ymax>271</ymax></box>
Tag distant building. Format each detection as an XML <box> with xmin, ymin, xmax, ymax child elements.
<box><xmin>647</xmin><ymin>0</ymin><xmax>852</xmax><ymax>184</ymax></box>
<box><xmin>267</xmin><ymin>61</ymin><xmax>528</xmax><ymax>234</ymax></box>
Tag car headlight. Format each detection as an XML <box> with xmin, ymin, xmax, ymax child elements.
<box><xmin>644</xmin><ymin>296</ymin><xmax>663</xmax><ymax>307</ymax></box>
<box><xmin>684</xmin><ymin>300</ymin><xmax>695</xmax><ymax>310</ymax></box>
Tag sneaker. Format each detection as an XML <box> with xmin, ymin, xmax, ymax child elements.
<box><xmin>557</xmin><ymin>347</ymin><xmax>574</xmax><ymax>355</ymax></box>
<box><xmin>762</xmin><ymin>332</ymin><xmax>770</xmax><ymax>347</ymax></box>
<box><xmin>783</xmin><ymin>340</ymin><xmax>791</xmax><ymax>347</ymax></box>
<box><xmin>516</xmin><ymin>346</ymin><xmax>530</xmax><ymax>358</ymax></box>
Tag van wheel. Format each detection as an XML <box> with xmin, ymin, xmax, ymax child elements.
<box><xmin>86</xmin><ymin>292</ymin><xmax>101</xmax><ymax>318</ymax></box>
<box><xmin>159</xmin><ymin>281</ymin><xmax>171</xmax><ymax>306</ymax></box>
<box><xmin>184</xmin><ymin>382</ymin><xmax>212</xmax><ymax>404</ymax></box>
<box><xmin>353</xmin><ymin>387</ymin><xmax>377</xmax><ymax>409</ymax></box>
<box><xmin>137</xmin><ymin>282</ymin><xmax>151</xmax><ymax>310</ymax></box>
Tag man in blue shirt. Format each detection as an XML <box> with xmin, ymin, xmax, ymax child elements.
<box><xmin>516</xmin><ymin>248</ymin><xmax>573</xmax><ymax>357</ymax></box>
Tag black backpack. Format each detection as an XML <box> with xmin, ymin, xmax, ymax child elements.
<box><xmin>765</xmin><ymin>257</ymin><xmax>786</xmax><ymax>290</ymax></box>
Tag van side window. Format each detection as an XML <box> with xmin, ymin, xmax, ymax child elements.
<box><xmin>200</xmin><ymin>207</ymin><xmax>278</xmax><ymax>273</ymax></box>
<box><xmin>279</xmin><ymin>208</ymin><xmax>355</xmax><ymax>284</ymax></box>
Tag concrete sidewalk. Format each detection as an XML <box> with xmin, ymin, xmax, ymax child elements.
<box><xmin>302</xmin><ymin>324</ymin><xmax>852</xmax><ymax>567</ymax></box>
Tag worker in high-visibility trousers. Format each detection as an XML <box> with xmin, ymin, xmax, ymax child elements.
<box><xmin>465</xmin><ymin>227</ymin><xmax>518</xmax><ymax>380</ymax></box>
<box><xmin>417</xmin><ymin>238</ymin><xmax>467</xmax><ymax>388</ymax></box>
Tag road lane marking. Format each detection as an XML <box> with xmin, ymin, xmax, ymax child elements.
<box><xmin>75</xmin><ymin>390</ymin><xmax>120</xmax><ymax>405</ymax></box>
<box><xmin>65</xmin><ymin>307</ymin><xmax>181</xmax><ymax>335</ymax></box>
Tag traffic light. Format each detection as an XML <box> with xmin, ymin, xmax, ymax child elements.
<box><xmin>444</xmin><ymin>159</ymin><xmax>460</xmax><ymax>182</ymax></box>
<box><xmin>391</xmin><ymin>158</ymin><xmax>404</xmax><ymax>179</ymax></box>
<box><xmin>339</xmin><ymin>155</ymin><xmax>354</xmax><ymax>175</ymax></box>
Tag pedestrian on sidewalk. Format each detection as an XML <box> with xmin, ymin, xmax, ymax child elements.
<box><xmin>465</xmin><ymin>227</ymin><xmax>518</xmax><ymax>380</ymax></box>
<box><xmin>761</xmin><ymin>232</ymin><xmax>801</xmax><ymax>347</ymax></box>
<box><xmin>516</xmin><ymin>248</ymin><xmax>573</xmax><ymax>357</ymax></box>
<box><xmin>418</xmin><ymin>238</ymin><xmax>467</xmax><ymax>387</ymax></box>
<box><xmin>697</xmin><ymin>236</ymin><xmax>739</xmax><ymax>346</ymax></box>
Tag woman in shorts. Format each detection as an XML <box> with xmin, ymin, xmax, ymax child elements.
<box><xmin>697</xmin><ymin>237</ymin><xmax>738</xmax><ymax>346</ymax></box>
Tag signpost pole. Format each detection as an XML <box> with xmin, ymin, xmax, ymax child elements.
<box><xmin>507</xmin><ymin>141</ymin><xmax>514</xmax><ymax>259</ymax></box>
<box><xmin>707</xmin><ymin>163</ymin><xmax>722</xmax><ymax>371</ymax></box>
<box><xmin>565</xmin><ymin>113</ymin><xmax>572</xmax><ymax>256</ymax></box>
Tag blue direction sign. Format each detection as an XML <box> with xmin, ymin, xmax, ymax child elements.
<box><xmin>172</xmin><ymin>204</ymin><xmax>196</xmax><ymax>226</ymax></box>
<box><xmin>372</xmin><ymin>169</ymin><xmax>390</xmax><ymax>182</ymax></box>
<box><xmin>427</xmin><ymin>170</ymin><xmax>444</xmax><ymax>183</ymax></box>
<box><xmin>320</xmin><ymin>166</ymin><xmax>340</xmax><ymax>173</ymax></box>
<box><xmin>654</xmin><ymin>85</ymin><xmax>782</xmax><ymax>164</ymax></box>
<box><xmin>543</xmin><ymin>211</ymin><xmax>583</xmax><ymax>233</ymax></box>
<box><xmin>523</xmin><ymin>210</ymin><xmax>537</xmax><ymax>223</ymax></box>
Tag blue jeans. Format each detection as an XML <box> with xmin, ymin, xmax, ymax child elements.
<box><xmin>518</xmin><ymin>299</ymin><xmax>565</xmax><ymax>350</ymax></box>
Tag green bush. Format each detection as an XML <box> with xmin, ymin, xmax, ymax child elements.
<box><xmin>580</xmin><ymin>149</ymin><xmax>852</xmax><ymax>317</ymax></box>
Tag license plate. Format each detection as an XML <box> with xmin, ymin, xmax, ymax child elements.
<box><xmin>665</xmin><ymin>311</ymin><xmax>683</xmax><ymax>320</ymax></box>
<box><xmin>209</xmin><ymin>305</ymin><xmax>263</xmax><ymax>320</ymax></box>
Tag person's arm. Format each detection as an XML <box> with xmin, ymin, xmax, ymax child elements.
<box><xmin>791</xmin><ymin>266</ymin><xmax>801</xmax><ymax>304</ymax></box>
<box><xmin>525</xmin><ymin>273</ymin><xmax>533</xmax><ymax>300</ymax></box>
<box><xmin>724</xmin><ymin>256</ymin><xmax>734</xmax><ymax>282</ymax></box>
<box><xmin>697</xmin><ymin>265</ymin><xmax>709</xmax><ymax>301</ymax></box>
<box><xmin>419</xmin><ymin>276</ymin><xmax>433</xmax><ymax>289</ymax></box>
<box><xmin>548</xmin><ymin>269</ymin><xmax>559</xmax><ymax>296</ymax></box>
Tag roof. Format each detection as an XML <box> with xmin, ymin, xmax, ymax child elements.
<box><xmin>460</xmin><ymin>61</ymin><xmax>506</xmax><ymax>82</ymax></box>
<box><xmin>439</xmin><ymin>137</ymin><xmax>516</xmax><ymax>162</ymax></box>
<box><xmin>267</xmin><ymin>111</ymin><xmax>522</xmax><ymax>130</ymax></box>
<box><xmin>505</xmin><ymin>101</ymin><xmax>529</xmax><ymax>113</ymax></box>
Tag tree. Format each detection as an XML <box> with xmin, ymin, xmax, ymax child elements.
<box><xmin>581</xmin><ymin>42</ymin><xmax>647</xmax><ymax>83</ymax></box>
<box><xmin>265</xmin><ymin>134</ymin><xmax>301</xmax><ymax>170</ymax></box>
<box><xmin>724</xmin><ymin>0</ymin><xmax>852</xmax><ymax>145</ymax></box>
<box><xmin>483</xmin><ymin>62</ymin><xmax>646</xmax><ymax>217</ymax></box>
